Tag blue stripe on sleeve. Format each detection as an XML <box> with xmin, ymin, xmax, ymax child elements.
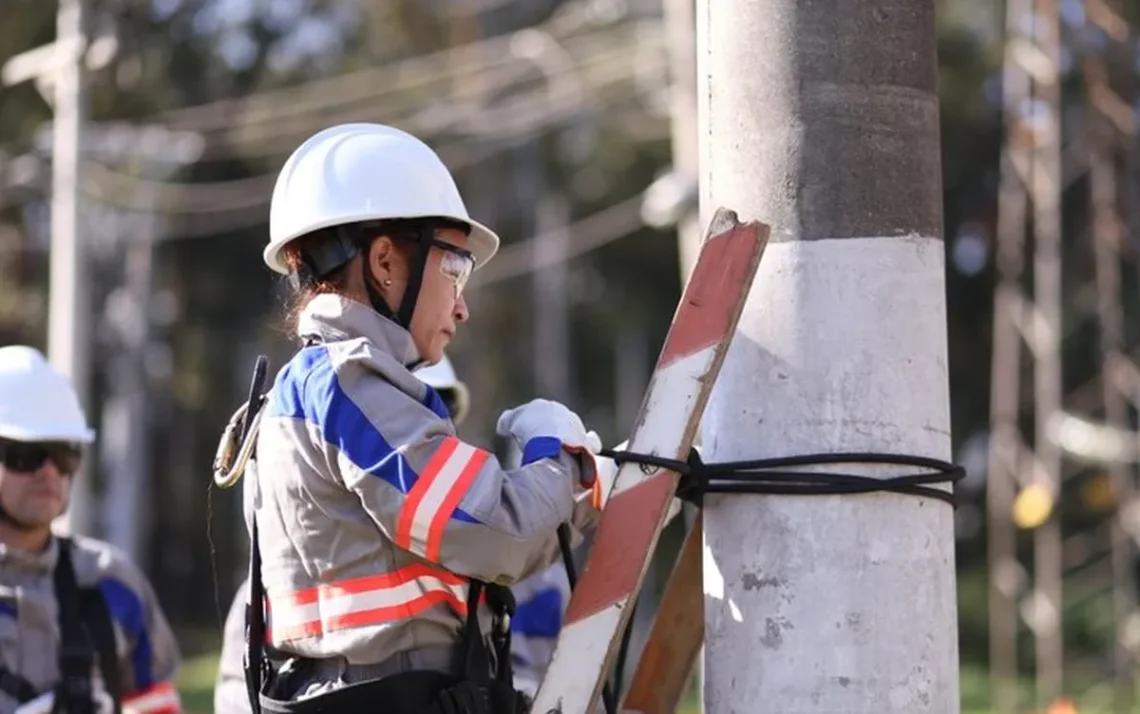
<box><xmin>421</xmin><ymin>386</ymin><xmax>452</xmax><ymax>421</ymax></box>
<box><xmin>98</xmin><ymin>578</ymin><xmax>154</xmax><ymax>690</ymax></box>
<box><xmin>266</xmin><ymin>346</ymin><xmax>479</xmax><ymax>524</ymax></box>
<box><xmin>522</xmin><ymin>437</ymin><xmax>562</xmax><ymax>465</ymax></box>
<box><xmin>511</xmin><ymin>585</ymin><xmax>564</xmax><ymax>639</ymax></box>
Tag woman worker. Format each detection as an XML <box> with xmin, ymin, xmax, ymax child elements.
<box><xmin>240</xmin><ymin>123</ymin><xmax>605</xmax><ymax>714</ymax></box>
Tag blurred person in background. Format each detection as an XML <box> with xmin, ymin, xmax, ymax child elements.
<box><xmin>0</xmin><ymin>346</ymin><xmax>182</xmax><ymax>714</ymax></box>
<box><xmin>235</xmin><ymin>122</ymin><xmax>614</xmax><ymax>714</ymax></box>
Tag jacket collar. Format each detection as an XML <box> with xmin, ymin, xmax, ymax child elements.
<box><xmin>297</xmin><ymin>294</ymin><xmax>421</xmax><ymax>368</ymax></box>
<box><xmin>0</xmin><ymin>536</ymin><xmax>58</xmax><ymax>575</ymax></box>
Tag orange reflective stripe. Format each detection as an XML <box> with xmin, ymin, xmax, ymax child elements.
<box><xmin>396</xmin><ymin>437</ymin><xmax>490</xmax><ymax>560</ymax></box>
<box><xmin>267</xmin><ymin>564</ymin><xmax>470</xmax><ymax>642</ymax></box>
<box><xmin>123</xmin><ymin>682</ymin><xmax>181</xmax><ymax>714</ymax></box>
<box><xmin>427</xmin><ymin>447</ymin><xmax>487</xmax><ymax>561</ymax></box>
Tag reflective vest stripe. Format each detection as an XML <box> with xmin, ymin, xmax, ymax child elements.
<box><xmin>267</xmin><ymin>564</ymin><xmax>470</xmax><ymax>642</ymax></box>
<box><xmin>397</xmin><ymin>437</ymin><xmax>489</xmax><ymax>560</ymax></box>
<box><xmin>123</xmin><ymin>681</ymin><xmax>182</xmax><ymax>714</ymax></box>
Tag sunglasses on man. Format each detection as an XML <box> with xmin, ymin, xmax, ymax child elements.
<box><xmin>0</xmin><ymin>440</ymin><xmax>82</xmax><ymax>475</ymax></box>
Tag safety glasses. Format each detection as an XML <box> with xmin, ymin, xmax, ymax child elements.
<box><xmin>431</xmin><ymin>239</ymin><xmax>476</xmax><ymax>298</ymax></box>
<box><xmin>0</xmin><ymin>440</ymin><xmax>82</xmax><ymax>475</ymax></box>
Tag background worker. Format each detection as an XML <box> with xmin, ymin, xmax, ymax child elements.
<box><xmin>0</xmin><ymin>346</ymin><xmax>182</xmax><ymax>714</ymax></box>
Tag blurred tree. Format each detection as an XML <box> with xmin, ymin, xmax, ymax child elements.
<box><xmin>5</xmin><ymin>0</ymin><xmax>1133</xmax><ymax>683</ymax></box>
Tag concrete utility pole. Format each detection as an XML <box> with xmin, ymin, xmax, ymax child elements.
<box><xmin>696</xmin><ymin>2</ymin><xmax>958</xmax><ymax>713</ymax></box>
<box><xmin>1</xmin><ymin>0</ymin><xmax>93</xmax><ymax>535</ymax></box>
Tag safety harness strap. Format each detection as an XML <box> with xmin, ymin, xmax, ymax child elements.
<box><xmin>0</xmin><ymin>540</ymin><xmax>122</xmax><ymax>711</ymax></box>
<box><xmin>0</xmin><ymin>665</ymin><xmax>37</xmax><ymax>704</ymax></box>
<box><xmin>78</xmin><ymin>586</ymin><xmax>122</xmax><ymax>714</ymax></box>
<box><xmin>54</xmin><ymin>537</ymin><xmax>113</xmax><ymax>714</ymax></box>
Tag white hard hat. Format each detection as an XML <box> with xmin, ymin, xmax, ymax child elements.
<box><xmin>0</xmin><ymin>346</ymin><xmax>94</xmax><ymax>444</ymax></box>
<box><xmin>265</xmin><ymin>123</ymin><xmax>501</xmax><ymax>276</ymax></box>
<box><xmin>415</xmin><ymin>354</ymin><xmax>469</xmax><ymax>425</ymax></box>
<box><xmin>416</xmin><ymin>354</ymin><xmax>460</xmax><ymax>390</ymax></box>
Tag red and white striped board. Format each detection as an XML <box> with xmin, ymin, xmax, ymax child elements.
<box><xmin>621</xmin><ymin>513</ymin><xmax>704</xmax><ymax>714</ymax></box>
<box><xmin>530</xmin><ymin>208</ymin><xmax>770</xmax><ymax>714</ymax></box>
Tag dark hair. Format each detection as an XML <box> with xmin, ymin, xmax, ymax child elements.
<box><xmin>280</xmin><ymin>230</ymin><xmax>355</xmax><ymax>335</ymax></box>
<box><xmin>279</xmin><ymin>219</ymin><xmax>446</xmax><ymax>334</ymax></box>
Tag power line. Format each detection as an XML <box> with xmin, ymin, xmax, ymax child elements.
<box><xmin>468</xmin><ymin>193</ymin><xmax>648</xmax><ymax>290</ymax></box>
<box><xmin>66</xmin><ymin>54</ymin><xmax>665</xmax><ymax>226</ymax></box>
<box><xmin>153</xmin><ymin>3</ymin><xmax>633</xmax><ymax>136</ymax></box>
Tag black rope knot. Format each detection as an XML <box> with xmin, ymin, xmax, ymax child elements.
<box><xmin>598</xmin><ymin>447</ymin><xmax>966</xmax><ymax>507</ymax></box>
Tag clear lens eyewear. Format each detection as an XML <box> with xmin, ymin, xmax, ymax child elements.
<box><xmin>434</xmin><ymin>242</ymin><xmax>475</xmax><ymax>298</ymax></box>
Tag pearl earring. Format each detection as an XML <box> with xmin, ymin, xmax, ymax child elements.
<box><xmin>383</xmin><ymin>278</ymin><xmax>392</xmax><ymax>287</ymax></box>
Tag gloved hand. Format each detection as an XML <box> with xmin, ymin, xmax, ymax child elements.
<box><xmin>579</xmin><ymin>439</ymin><xmax>685</xmax><ymax>523</ymax></box>
<box><xmin>496</xmin><ymin>399</ymin><xmax>600</xmax><ymax>486</ymax></box>
<box><xmin>580</xmin><ymin>440</ymin><xmax>621</xmax><ymax>510</ymax></box>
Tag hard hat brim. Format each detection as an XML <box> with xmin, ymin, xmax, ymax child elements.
<box><xmin>465</xmin><ymin>219</ymin><xmax>500</xmax><ymax>269</ymax></box>
<box><xmin>0</xmin><ymin>425</ymin><xmax>96</xmax><ymax>444</ymax></box>
<box><xmin>265</xmin><ymin>215</ymin><xmax>501</xmax><ymax>277</ymax></box>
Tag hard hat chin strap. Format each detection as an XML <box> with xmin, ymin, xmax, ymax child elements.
<box><xmin>359</xmin><ymin>222</ymin><xmax>434</xmax><ymax>334</ymax></box>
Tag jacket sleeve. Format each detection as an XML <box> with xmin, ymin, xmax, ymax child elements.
<box><xmin>342</xmin><ymin>423</ymin><xmax>599</xmax><ymax>586</ymax></box>
<box><xmin>93</xmin><ymin>547</ymin><xmax>183</xmax><ymax>714</ymax></box>
<box><xmin>314</xmin><ymin>374</ymin><xmax>599</xmax><ymax>585</ymax></box>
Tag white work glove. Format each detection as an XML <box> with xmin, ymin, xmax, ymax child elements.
<box><xmin>496</xmin><ymin>398</ymin><xmax>601</xmax><ymax>486</ymax></box>
<box><xmin>580</xmin><ymin>440</ymin><xmax>685</xmax><ymax>523</ymax></box>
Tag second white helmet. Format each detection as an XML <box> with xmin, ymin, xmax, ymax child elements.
<box><xmin>416</xmin><ymin>355</ymin><xmax>470</xmax><ymax>425</ymax></box>
<box><xmin>265</xmin><ymin>123</ymin><xmax>501</xmax><ymax>276</ymax></box>
<box><xmin>0</xmin><ymin>346</ymin><xmax>94</xmax><ymax>444</ymax></box>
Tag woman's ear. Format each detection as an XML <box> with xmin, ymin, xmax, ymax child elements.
<box><xmin>368</xmin><ymin>236</ymin><xmax>397</xmax><ymax>284</ymax></box>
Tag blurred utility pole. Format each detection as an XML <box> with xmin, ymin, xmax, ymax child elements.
<box><xmin>697</xmin><ymin>1</ymin><xmax>957</xmax><ymax>713</ymax></box>
<box><xmin>1081</xmin><ymin>0</ymin><xmax>1138</xmax><ymax>709</ymax></box>
<box><xmin>18</xmin><ymin>119</ymin><xmax>202</xmax><ymax>559</ymax></box>
<box><xmin>533</xmin><ymin>188</ymin><xmax>572</xmax><ymax>402</ymax></box>
<box><xmin>663</xmin><ymin>0</ymin><xmax>699</xmax><ymax>283</ymax></box>
<box><xmin>987</xmin><ymin>0</ymin><xmax>1065</xmax><ymax>708</ymax></box>
<box><xmin>96</xmin><ymin>127</ymin><xmax>201</xmax><ymax>563</ymax></box>
<box><xmin>47</xmin><ymin>0</ymin><xmax>90</xmax><ymax>536</ymax></box>
<box><xmin>2</xmin><ymin>0</ymin><xmax>93</xmax><ymax>536</ymax></box>
<box><xmin>614</xmin><ymin>325</ymin><xmax>648</xmax><ymax>433</ymax></box>
<box><xmin>1029</xmin><ymin>0</ymin><xmax>1065</xmax><ymax>702</ymax></box>
<box><xmin>100</xmin><ymin>187</ymin><xmax>157</xmax><ymax>565</ymax></box>
<box><xmin>665</xmin><ymin>0</ymin><xmax>697</xmax><ymax>280</ymax></box>
<box><xmin>516</xmin><ymin>24</ymin><xmax>580</xmax><ymax>406</ymax></box>
<box><xmin>642</xmin><ymin>0</ymin><xmax>700</xmax><ymax>283</ymax></box>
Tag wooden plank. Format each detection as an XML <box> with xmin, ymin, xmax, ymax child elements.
<box><xmin>530</xmin><ymin>208</ymin><xmax>770</xmax><ymax>714</ymax></box>
<box><xmin>621</xmin><ymin>512</ymin><xmax>704</xmax><ymax>714</ymax></box>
